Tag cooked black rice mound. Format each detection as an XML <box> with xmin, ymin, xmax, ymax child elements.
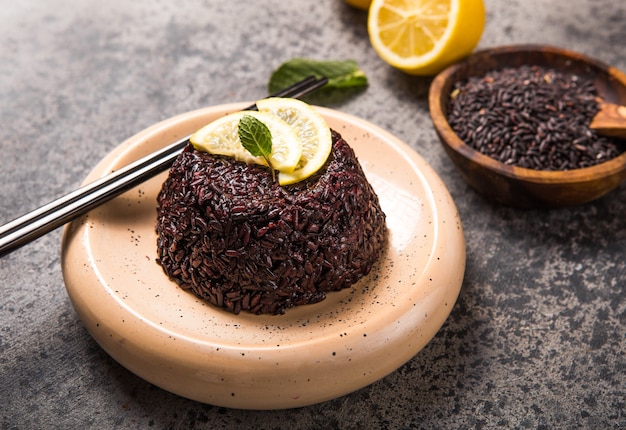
<box><xmin>155</xmin><ymin>130</ymin><xmax>387</xmax><ymax>315</ymax></box>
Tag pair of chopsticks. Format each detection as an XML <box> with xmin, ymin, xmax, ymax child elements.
<box><xmin>0</xmin><ymin>76</ymin><xmax>328</xmax><ymax>258</ymax></box>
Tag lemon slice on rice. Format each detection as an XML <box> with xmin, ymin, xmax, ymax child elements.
<box><xmin>190</xmin><ymin>110</ymin><xmax>302</xmax><ymax>173</ymax></box>
<box><xmin>256</xmin><ymin>98</ymin><xmax>332</xmax><ymax>185</ymax></box>
<box><xmin>190</xmin><ymin>98</ymin><xmax>332</xmax><ymax>185</ymax></box>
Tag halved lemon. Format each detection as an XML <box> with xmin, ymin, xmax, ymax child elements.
<box><xmin>190</xmin><ymin>110</ymin><xmax>302</xmax><ymax>173</ymax></box>
<box><xmin>368</xmin><ymin>0</ymin><xmax>485</xmax><ymax>76</ymax></box>
<box><xmin>256</xmin><ymin>98</ymin><xmax>332</xmax><ymax>186</ymax></box>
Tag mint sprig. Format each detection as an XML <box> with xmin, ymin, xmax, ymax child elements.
<box><xmin>269</xmin><ymin>58</ymin><xmax>368</xmax><ymax>95</ymax></box>
<box><xmin>238</xmin><ymin>114</ymin><xmax>275</xmax><ymax>180</ymax></box>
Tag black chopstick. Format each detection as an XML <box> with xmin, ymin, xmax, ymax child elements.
<box><xmin>0</xmin><ymin>76</ymin><xmax>328</xmax><ymax>258</ymax></box>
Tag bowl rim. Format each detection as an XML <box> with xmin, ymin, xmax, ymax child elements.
<box><xmin>429</xmin><ymin>44</ymin><xmax>626</xmax><ymax>186</ymax></box>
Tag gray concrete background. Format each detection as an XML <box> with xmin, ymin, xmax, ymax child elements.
<box><xmin>1</xmin><ymin>0</ymin><xmax>624</xmax><ymax>428</ymax></box>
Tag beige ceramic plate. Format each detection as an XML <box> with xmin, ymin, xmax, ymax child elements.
<box><xmin>61</xmin><ymin>103</ymin><xmax>466</xmax><ymax>410</ymax></box>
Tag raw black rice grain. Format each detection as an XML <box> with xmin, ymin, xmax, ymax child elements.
<box><xmin>446</xmin><ymin>64</ymin><xmax>625</xmax><ymax>170</ymax></box>
<box><xmin>155</xmin><ymin>130</ymin><xmax>387</xmax><ymax>315</ymax></box>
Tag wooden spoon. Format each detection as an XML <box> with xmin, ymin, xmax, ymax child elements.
<box><xmin>590</xmin><ymin>102</ymin><xmax>626</xmax><ymax>139</ymax></box>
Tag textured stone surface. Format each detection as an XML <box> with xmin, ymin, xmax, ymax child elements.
<box><xmin>1</xmin><ymin>0</ymin><xmax>624</xmax><ymax>428</ymax></box>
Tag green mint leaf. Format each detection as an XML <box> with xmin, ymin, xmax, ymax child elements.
<box><xmin>269</xmin><ymin>58</ymin><xmax>368</xmax><ymax>94</ymax></box>
<box><xmin>238</xmin><ymin>114</ymin><xmax>273</xmax><ymax>158</ymax></box>
<box><xmin>238</xmin><ymin>114</ymin><xmax>274</xmax><ymax>175</ymax></box>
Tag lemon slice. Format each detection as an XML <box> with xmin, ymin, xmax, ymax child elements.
<box><xmin>190</xmin><ymin>110</ymin><xmax>302</xmax><ymax>173</ymax></box>
<box><xmin>256</xmin><ymin>98</ymin><xmax>332</xmax><ymax>186</ymax></box>
<box><xmin>368</xmin><ymin>0</ymin><xmax>485</xmax><ymax>76</ymax></box>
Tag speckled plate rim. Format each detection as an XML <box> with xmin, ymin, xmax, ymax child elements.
<box><xmin>61</xmin><ymin>103</ymin><xmax>466</xmax><ymax>410</ymax></box>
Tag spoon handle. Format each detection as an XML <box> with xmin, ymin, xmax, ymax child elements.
<box><xmin>590</xmin><ymin>102</ymin><xmax>626</xmax><ymax>139</ymax></box>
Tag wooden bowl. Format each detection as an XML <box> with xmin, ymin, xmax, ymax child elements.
<box><xmin>429</xmin><ymin>44</ymin><xmax>626</xmax><ymax>208</ymax></box>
